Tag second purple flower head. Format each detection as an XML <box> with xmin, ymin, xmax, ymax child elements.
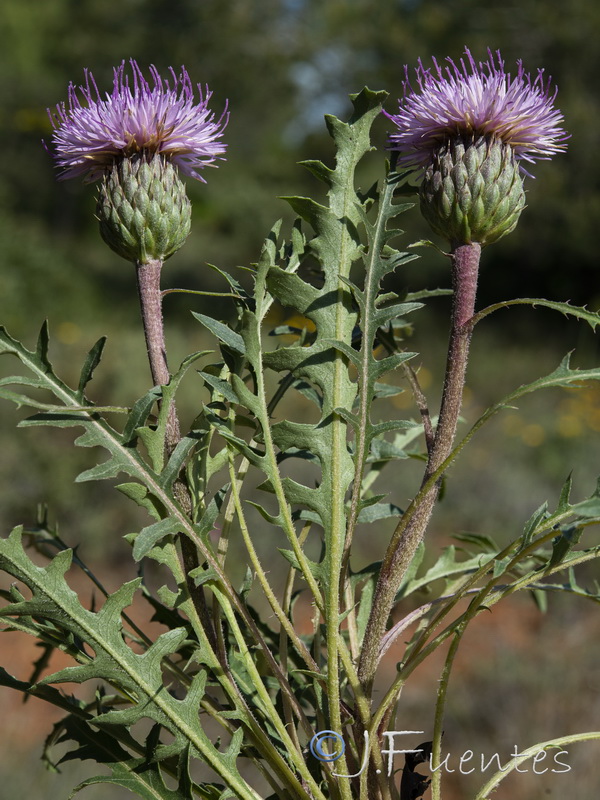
<box><xmin>386</xmin><ymin>49</ymin><xmax>568</xmax><ymax>246</ymax></box>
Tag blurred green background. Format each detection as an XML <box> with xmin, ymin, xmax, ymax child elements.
<box><xmin>1</xmin><ymin>1</ymin><xmax>600</xmax><ymax>798</ymax></box>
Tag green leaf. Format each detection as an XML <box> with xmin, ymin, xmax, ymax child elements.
<box><xmin>278</xmin><ymin>549</ymin><xmax>326</xmax><ymax>583</ymax></box>
<box><xmin>0</xmin><ymin>529</ymin><xmax>256</xmax><ymax>799</ymax></box>
<box><xmin>199</xmin><ymin>371</ymin><xmax>240</xmax><ymax>404</ymax></box>
<box><xmin>266</xmin><ymin>267</ymin><xmax>322</xmax><ymax>315</ymax></box>
<box><xmin>497</xmin><ymin>353</ymin><xmax>600</xmax><ymax>402</ymax></box>
<box><xmin>400</xmin><ymin>545</ymin><xmax>493</xmax><ymax>597</ymax></box>
<box><xmin>458</xmin><ymin>356</ymin><xmax>600</xmax><ymax>470</ymax></box>
<box><xmin>122</xmin><ymin>387</ymin><xmax>163</xmax><ymax>444</ymax></box>
<box><xmin>76</xmin><ymin>336</ymin><xmax>107</xmax><ymax>401</ymax></box>
<box><xmin>372</xmin><ymin>381</ymin><xmax>404</xmax><ymax>399</ymax></box>
<box><xmin>299</xmin><ymin>158</ymin><xmax>335</xmax><ymax>187</ymax></box>
<box><xmin>135</xmin><ymin>352</ymin><xmax>207</xmax><ymax>473</ymax></box>
<box><xmin>206</xmin><ymin>261</ymin><xmax>252</xmax><ymax>303</ymax></box>
<box><xmin>192</xmin><ymin>313</ymin><xmax>246</xmax><ymax>355</ymax></box>
<box><xmin>373</xmin><ymin>301</ymin><xmax>423</xmax><ymax>328</ymax></box>
<box><xmin>549</xmin><ymin>525</ymin><xmax>584</xmax><ymax>569</ymax></box>
<box><xmin>116</xmin><ymin>483</ymin><xmax>164</xmax><ymax>521</ymax></box>
<box><xmin>520</xmin><ymin>501</ymin><xmax>549</xmax><ymax>551</ymax></box>
<box><xmin>196</xmin><ymin>486</ymin><xmax>229</xmax><ymax>540</ymax></box>
<box><xmin>280</xmin><ymin>196</ymin><xmax>330</xmax><ymax>230</ymax></box>
<box><xmin>159</xmin><ymin>434</ymin><xmax>201</xmax><ymax>492</ymax></box>
<box><xmin>133</xmin><ymin>518</ymin><xmax>181</xmax><ymax>561</ymax></box>
<box><xmin>69</xmin><ymin>752</ymin><xmax>221</xmax><ymax>800</ymax></box>
<box><xmin>556</xmin><ymin>473</ymin><xmax>574</xmax><ymax>514</ymax></box>
<box><xmin>356</xmin><ymin>502</ymin><xmax>403</xmax><ymax>524</ymax></box>
<box><xmin>571</xmin><ymin>478</ymin><xmax>600</xmax><ymax>518</ymax></box>
<box><xmin>52</xmin><ymin>717</ymin><xmax>196</xmax><ymax>800</ymax></box>
<box><xmin>473</xmin><ymin>298</ymin><xmax>600</xmax><ymax>332</ymax></box>
<box><xmin>370</xmin><ymin>351</ymin><xmax>417</xmax><ymax>380</ymax></box>
<box><xmin>36</xmin><ymin>319</ymin><xmax>52</xmax><ymax>370</ymax></box>
<box><xmin>367</xmin><ymin>438</ymin><xmax>409</xmax><ymax>462</ymax></box>
<box><xmin>0</xmin><ymin>326</ymin><xmax>164</xmax><ymax>484</ymax></box>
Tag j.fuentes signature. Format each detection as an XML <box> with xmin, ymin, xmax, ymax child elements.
<box><xmin>309</xmin><ymin>730</ymin><xmax>571</xmax><ymax>777</ymax></box>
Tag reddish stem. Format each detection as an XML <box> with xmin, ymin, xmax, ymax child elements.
<box><xmin>135</xmin><ymin>259</ymin><xmax>181</xmax><ymax>450</ymax></box>
<box><xmin>135</xmin><ymin>258</ymin><xmax>217</xmax><ymax>649</ymax></box>
<box><xmin>357</xmin><ymin>242</ymin><xmax>481</xmax><ymax>695</ymax></box>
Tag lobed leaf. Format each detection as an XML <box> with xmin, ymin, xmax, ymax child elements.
<box><xmin>0</xmin><ymin>529</ymin><xmax>258</xmax><ymax>799</ymax></box>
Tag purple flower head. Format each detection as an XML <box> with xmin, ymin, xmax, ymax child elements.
<box><xmin>385</xmin><ymin>48</ymin><xmax>568</xmax><ymax>176</ymax></box>
<box><xmin>48</xmin><ymin>60</ymin><xmax>229</xmax><ymax>182</ymax></box>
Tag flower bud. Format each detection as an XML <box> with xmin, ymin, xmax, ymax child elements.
<box><xmin>96</xmin><ymin>154</ymin><xmax>192</xmax><ymax>263</ymax></box>
<box><xmin>419</xmin><ymin>135</ymin><xmax>526</xmax><ymax>247</ymax></box>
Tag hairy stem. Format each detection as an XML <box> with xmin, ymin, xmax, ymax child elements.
<box><xmin>135</xmin><ymin>258</ymin><xmax>216</xmax><ymax>649</ymax></box>
<box><xmin>358</xmin><ymin>242</ymin><xmax>481</xmax><ymax>695</ymax></box>
<box><xmin>135</xmin><ymin>259</ymin><xmax>180</xmax><ymax>448</ymax></box>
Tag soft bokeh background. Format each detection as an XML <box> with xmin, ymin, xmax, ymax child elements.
<box><xmin>1</xmin><ymin>1</ymin><xmax>599</xmax><ymax>798</ymax></box>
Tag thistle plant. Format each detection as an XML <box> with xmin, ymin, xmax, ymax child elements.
<box><xmin>1</xmin><ymin>53</ymin><xmax>600</xmax><ymax>800</ymax></box>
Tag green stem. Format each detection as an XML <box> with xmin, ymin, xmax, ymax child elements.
<box><xmin>279</xmin><ymin>521</ymin><xmax>312</xmax><ymax>755</ymax></box>
<box><xmin>165</xmin><ymin>542</ymin><xmax>304</xmax><ymax>797</ymax></box>
<box><xmin>430</xmin><ymin>628</ymin><xmax>463</xmax><ymax>800</ymax></box>
<box><xmin>343</xmin><ymin>170</ymin><xmax>398</xmax><ymax>563</ymax></box>
<box><xmin>322</xmin><ymin>282</ymin><xmax>358</xmax><ymax>800</ymax></box>
<box><xmin>474</xmin><ymin>731</ymin><xmax>600</xmax><ymax>799</ymax></box>
<box><xmin>212</xmin><ymin>584</ymin><xmax>329</xmax><ymax>800</ymax></box>
<box><xmin>226</xmin><ymin>454</ymin><xmax>321</xmax><ymax>672</ymax></box>
<box><xmin>358</xmin><ymin>242</ymin><xmax>481</xmax><ymax>695</ymax></box>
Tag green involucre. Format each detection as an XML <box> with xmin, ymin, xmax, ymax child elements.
<box><xmin>420</xmin><ymin>134</ymin><xmax>526</xmax><ymax>246</ymax></box>
<box><xmin>97</xmin><ymin>155</ymin><xmax>192</xmax><ymax>263</ymax></box>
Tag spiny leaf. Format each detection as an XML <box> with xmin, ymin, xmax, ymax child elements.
<box><xmin>372</xmin><ymin>301</ymin><xmax>423</xmax><ymax>328</ymax></box>
<box><xmin>116</xmin><ymin>483</ymin><xmax>164</xmax><ymax>521</ymax></box>
<box><xmin>520</xmin><ymin>501</ymin><xmax>550</xmax><ymax>551</ymax></box>
<box><xmin>367</xmin><ymin>438</ymin><xmax>409</xmax><ymax>462</ymax></box>
<box><xmin>549</xmin><ymin>526</ymin><xmax>584</xmax><ymax>569</ymax></box>
<box><xmin>278</xmin><ymin>549</ymin><xmax>326</xmax><ymax>584</ymax></box>
<box><xmin>0</xmin><ymin>326</ymin><xmax>165</xmax><ymax>484</ymax></box>
<box><xmin>36</xmin><ymin>319</ymin><xmax>52</xmax><ymax>370</ymax></box>
<box><xmin>280</xmin><ymin>196</ymin><xmax>329</xmax><ymax>230</ymax></box>
<box><xmin>460</xmin><ymin>355</ymin><xmax>600</xmax><ymax>465</ymax></box>
<box><xmin>159</xmin><ymin>433</ymin><xmax>201</xmax><ymax>492</ymax></box>
<box><xmin>64</xmin><ymin>724</ymin><xmax>217</xmax><ymax>800</ymax></box>
<box><xmin>473</xmin><ymin>297</ymin><xmax>600</xmax><ymax>332</ymax></box>
<box><xmin>571</xmin><ymin>477</ymin><xmax>600</xmax><ymax>518</ymax></box>
<box><xmin>0</xmin><ymin>529</ymin><xmax>255</xmax><ymax>798</ymax></box>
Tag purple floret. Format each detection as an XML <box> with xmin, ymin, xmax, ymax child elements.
<box><xmin>386</xmin><ymin>48</ymin><xmax>568</xmax><ymax>175</ymax></box>
<box><xmin>48</xmin><ymin>60</ymin><xmax>229</xmax><ymax>182</ymax></box>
